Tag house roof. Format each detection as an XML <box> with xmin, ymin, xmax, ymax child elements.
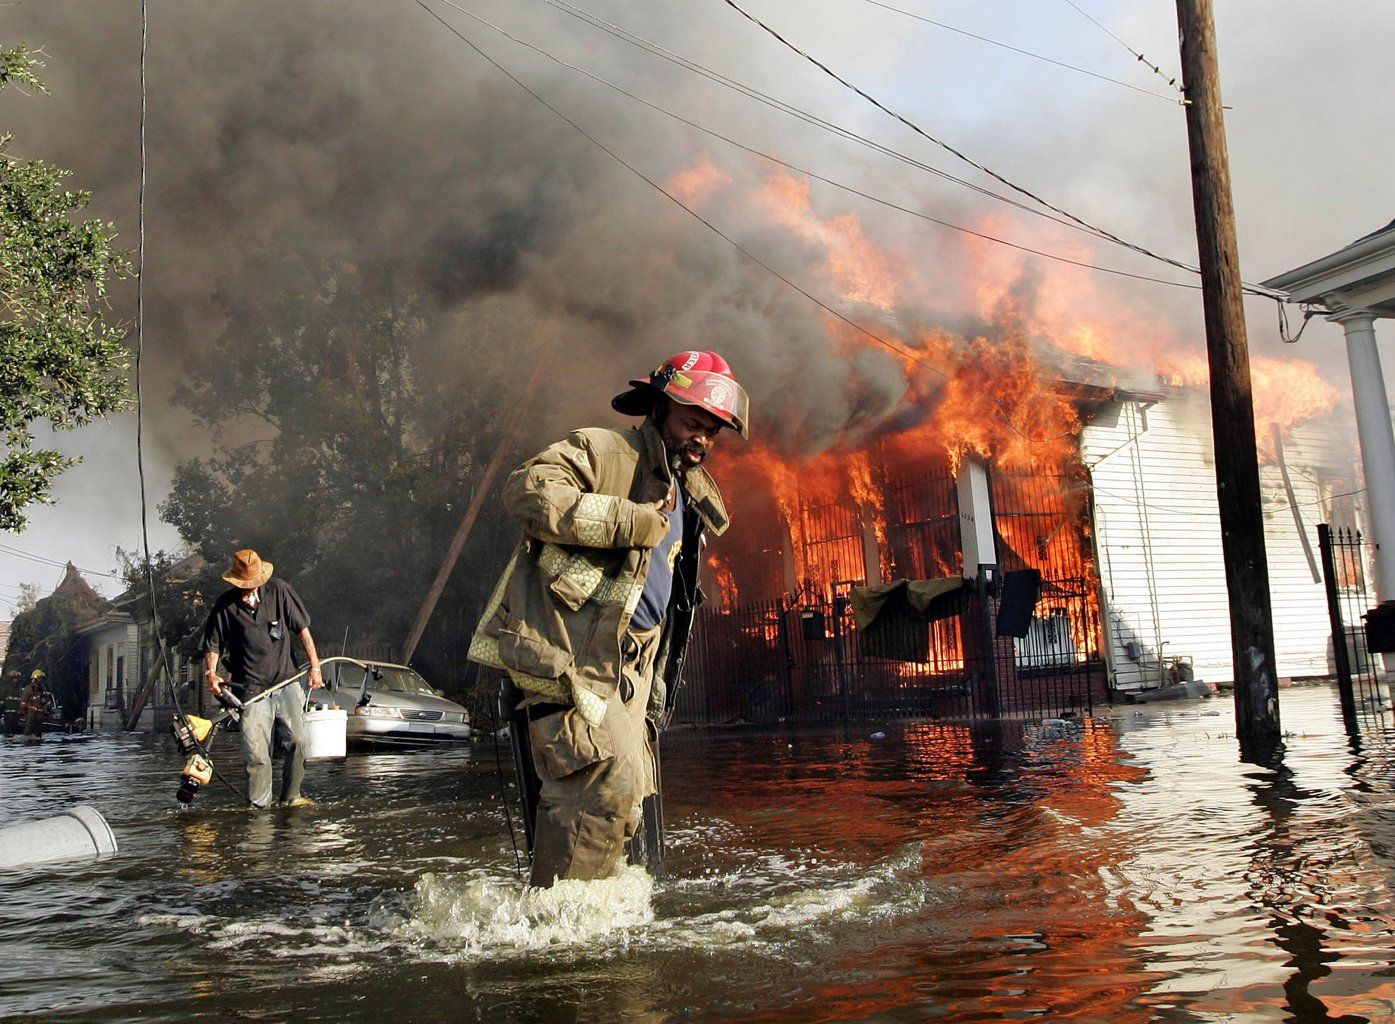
<box><xmin>109</xmin><ymin>552</ymin><xmax>209</xmax><ymax>613</ymax></box>
<box><xmin>1261</xmin><ymin>218</ymin><xmax>1395</xmax><ymax>316</ymax></box>
<box><xmin>75</xmin><ymin>610</ymin><xmax>138</xmax><ymax>637</ymax></box>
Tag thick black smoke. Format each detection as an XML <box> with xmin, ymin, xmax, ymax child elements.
<box><xmin>4</xmin><ymin>0</ymin><xmax>922</xmax><ymax>463</ymax></box>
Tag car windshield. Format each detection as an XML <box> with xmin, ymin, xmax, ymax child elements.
<box><xmin>327</xmin><ymin>662</ymin><xmax>438</xmax><ymax>696</ymax></box>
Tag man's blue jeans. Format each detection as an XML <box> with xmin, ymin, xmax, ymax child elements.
<box><xmin>239</xmin><ymin>682</ymin><xmax>306</xmax><ymax>807</ymax></box>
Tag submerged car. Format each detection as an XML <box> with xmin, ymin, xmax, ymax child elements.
<box><xmin>322</xmin><ymin>659</ymin><xmax>471</xmax><ymax>748</ymax></box>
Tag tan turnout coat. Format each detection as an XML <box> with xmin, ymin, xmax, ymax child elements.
<box><xmin>468</xmin><ymin>419</ymin><xmax>728</xmax><ymax>724</ymax></box>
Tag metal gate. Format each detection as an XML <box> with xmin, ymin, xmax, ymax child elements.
<box><xmin>990</xmin><ymin>470</ymin><xmax>1109</xmax><ymax>716</ymax></box>
<box><xmin>1317</xmin><ymin>523</ymin><xmax>1391</xmax><ymax>734</ymax></box>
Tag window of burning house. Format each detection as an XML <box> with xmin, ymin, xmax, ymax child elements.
<box><xmin>706</xmin><ymin>447</ymin><xmax>962</xmax><ymax>609</ymax></box>
<box><xmin>990</xmin><ymin>468</ymin><xmax>1104</xmax><ymax>668</ymax></box>
<box><xmin>885</xmin><ymin>471</ymin><xmax>960</xmax><ymax>581</ymax></box>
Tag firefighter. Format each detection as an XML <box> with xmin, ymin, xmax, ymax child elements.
<box><xmin>470</xmin><ymin>350</ymin><xmax>749</xmax><ymax>885</ymax></box>
<box><xmin>21</xmin><ymin>668</ymin><xmax>48</xmax><ymax>741</ymax></box>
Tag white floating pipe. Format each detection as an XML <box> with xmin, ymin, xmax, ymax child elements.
<box><xmin>0</xmin><ymin>805</ymin><xmax>118</xmax><ymax>870</ymax></box>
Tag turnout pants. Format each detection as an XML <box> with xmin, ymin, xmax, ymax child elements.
<box><xmin>239</xmin><ymin>682</ymin><xmax>307</xmax><ymax>808</ymax></box>
<box><xmin>528</xmin><ymin>624</ymin><xmax>662</xmax><ymax>886</ymax></box>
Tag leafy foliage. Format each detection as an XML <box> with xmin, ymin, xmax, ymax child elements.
<box><xmin>0</xmin><ymin>45</ymin><xmax>130</xmax><ymax>530</ymax></box>
<box><xmin>1</xmin><ymin>565</ymin><xmax>107</xmax><ymax>714</ymax></box>
<box><xmin>115</xmin><ymin>548</ymin><xmax>222</xmax><ymax>663</ymax></box>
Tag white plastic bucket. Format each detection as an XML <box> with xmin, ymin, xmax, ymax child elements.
<box><xmin>304</xmin><ymin>707</ymin><xmax>347</xmax><ymax>760</ymax></box>
<box><xmin>0</xmin><ymin>805</ymin><xmax>118</xmax><ymax>870</ymax></box>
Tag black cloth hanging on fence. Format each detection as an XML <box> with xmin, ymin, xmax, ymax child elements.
<box><xmin>852</xmin><ymin>578</ymin><xmax>971</xmax><ymax>662</ymax></box>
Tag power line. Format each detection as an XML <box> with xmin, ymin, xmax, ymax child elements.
<box><xmin>0</xmin><ymin>542</ymin><xmax>119</xmax><ymax>579</ymax></box>
<box><xmin>1059</xmin><ymin>0</ymin><xmax>1183</xmax><ymax>96</ymax></box>
<box><xmin>419</xmin><ymin>0</ymin><xmax>1100</xmax><ymax>450</ymax></box>
<box><xmin>538</xmin><ymin>0</ymin><xmax>1108</xmax><ymax>244</ymax></box>
<box><xmin>717</xmin><ymin>0</ymin><xmax>1285</xmax><ymax>301</ymax></box>
<box><xmin>416</xmin><ymin>0</ymin><xmax>948</xmax><ymax>378</ymax></box>
<box><xmin>460</xmin><ymin>1</ymin><xmax>1202</xmax><ymax>290</ymax></box>
<box><xmin>718</xmin><ymin>0</ymin><xmax>1188</xmax><ymax>266</ymax></box>
<box><xmin>855</xmin><ymin>0</ymin><xmax>1183</xmax><ymax>104</ymax></box>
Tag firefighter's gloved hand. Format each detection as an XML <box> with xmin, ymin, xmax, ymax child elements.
<box><xmin>570</xmin><ymin>684</ymin><xmax>607</xmax><ymax>727</ymax></box>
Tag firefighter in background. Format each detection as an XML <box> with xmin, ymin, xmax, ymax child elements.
<box><xmin>470</xmin><ymin>351</ymin><xmax>749</xmax><ymax>886</ymax></box>
<box><xmin>21</xmin><ymin>668</ymin><xmax>50</xmax><ymax>741</ymax></box>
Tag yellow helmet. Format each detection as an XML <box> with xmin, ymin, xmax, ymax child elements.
<box><xmin>30</xmin><ymin>668</ymin><xmax>45</xmax><ymax>681</ymax></box>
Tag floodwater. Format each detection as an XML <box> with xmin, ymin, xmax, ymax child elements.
<box><xmin>4</xmin><ymin>686</ymin><xmax>1395</xmax><ymax>1023</ymax></box>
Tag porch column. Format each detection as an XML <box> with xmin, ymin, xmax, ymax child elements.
<box><xmin>1335</xmin><ymin>309</ymin><xmax>1395</xmax><ymax>599</ymax></box>
<box><xmin>956</xmin><ymin>458</ymin><xmax>997</xmax><ymax>575</ymax></box>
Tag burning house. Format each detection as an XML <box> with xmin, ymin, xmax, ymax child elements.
<box><xmin>648</xmin><ymin>166</ymin><xmax>1351</xmax><ymax>728</ymax></box>
<box><xmin>673</xmin><ymin>354</ymin><xmax>1355</xmax><ymax>727</ymax></box>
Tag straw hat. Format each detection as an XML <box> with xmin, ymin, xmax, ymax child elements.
<box><xmin>223</xmin><ymin>549</ymin><xmax>273</xmax><ymax>589</ymax></box>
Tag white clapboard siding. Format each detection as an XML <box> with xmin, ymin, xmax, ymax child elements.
<box><xmin>1083</xmin><ymin>395</ymin><xmax>1343</xmax><ymax>690</ymax></box>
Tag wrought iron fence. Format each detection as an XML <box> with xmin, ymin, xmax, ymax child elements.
<box><xmin>990</xmin><ymin>469</ymin><xmax>1107</xmax><ymax>716</ymax></box>
<box><xmin>676</xmin><ymin>586</ymin><xmax>1107</xmax><ymax>726</ymax></box>
<box><xmin>673</xmin><ymin>464</ymin><xmax>1110</xmax><ymax>727</ymax></box>
<box><xmin>1317</xmin><ymin>523</ymin><xmax>1391</xmax><ymax>734</ymax></box>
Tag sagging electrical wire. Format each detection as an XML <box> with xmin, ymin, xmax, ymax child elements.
<box><xmin>481</xmin><ymin>0</ymin><xmax>1206</xmax><ymax>290</ymax></box>
<box><xmin>134</xmin><ymin>0</ymin><xmax>243</xmax><ymax>803</ymax></box>
<box><xmin>718</xmin><ymin>0</ymin><xmax>1286</xmax><ymax>301</ymax></box>
<box><xmin>415</xmin><ymin>0</ymin><xmax>946</xmax><ymax>377</ymax></box>
<box><xmin>485</xmin><ymin>682</ymin><xmax>526</xmax><ymax>880</ymax></box>
<box><xmin>0</xmin><ymin>541</ymin><xmax>119</xmax><ymax>578</ymax></box>
<box><xmin>417</xmin><ymin>0</ymin><xmax>1099</xmax><ymax>449</ymax></box>
<box><xmin>855</xmin><ymin>0</ymin><xmax>1184</xmax><ymax>104</ymax></box>
<box><xmin>1278</xmin><ymin>299</ymin><xmax>1323</xmax><ymax>344</ymax></box>
<box><xmin>540</xmin><ymin>0</ymin><xmax>1128</xmax><ymax>245</ymax></box>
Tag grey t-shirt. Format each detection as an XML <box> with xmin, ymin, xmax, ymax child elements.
<box><xmin>631</xmin><ymin>490</ymin><xmax>684</xmax><ymax>632</ymax></box>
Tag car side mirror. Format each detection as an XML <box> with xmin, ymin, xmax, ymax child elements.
<box><xmin>357</xmin><ymin>692</ymin><xmax>372</xmax><ymax>709</ymax></box>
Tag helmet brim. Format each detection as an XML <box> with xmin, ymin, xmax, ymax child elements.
<box><xmin>611</xmin><ymin>384</ymin><xmax>748</xmax><ymax>439</ymax></box>
<box><xmin>611</xmin><ymin>383</ymin><xmax>661</xmax><ymax>419</ymax></box>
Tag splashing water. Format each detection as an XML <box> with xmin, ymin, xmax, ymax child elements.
<box><xmin>402</xmin><ymin>866</ymin><xmax>655</xmax><ymax>955</ymax></box>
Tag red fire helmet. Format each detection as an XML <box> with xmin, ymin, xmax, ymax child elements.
<box><xmin>611</xmin><ymin>350</ymin><xmax>750</xmax><ymax>439</ymax></box>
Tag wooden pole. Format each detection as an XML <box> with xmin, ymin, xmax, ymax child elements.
<box><xmin>400</xmin><ymin>351</ymin><xmax>551</xmax><ymax>666</ymax></box>
<box><xmin>1272</xmin><ymin>424</ymin><xmax>1320</xmax><ymax>585</ymax></box>
<box><xmin>1175</xmin><ymin>0</ymin><xmax>1282</xmax><ymax>758</ymax></box>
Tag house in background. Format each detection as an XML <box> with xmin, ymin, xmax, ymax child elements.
<box><xmin>77</xmin><ymin>608</ymin><xmax>142</xmax><ymax>730</ymax></box>
<box><xmin>1082</xmin><ymin>387</ymin><xmax>1358</xmax><ymax>693</ymax></box>
<box><xmin>78</xmin><ymin>552</ymin><xmax>210</xmax><ymax>732</ymax></box>
<box><xmin>677</xmin><ymin>372</ymin><xmax>1358</xmax><ymax>725</ymax></box>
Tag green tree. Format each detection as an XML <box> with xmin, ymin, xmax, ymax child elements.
<box><xmin>114</xmin><ymin>548</ymin><xmax>221</xmax><ymax>662</ymax></box>
<box><xmin>1</xmin><ymin>563</ymin><xmax>108</xmax><ymax>716</ymax></box>
<box><xmin>0</xmin><ymin>44</ymin><xmax>130</xmax><ymax>530</ymax></box>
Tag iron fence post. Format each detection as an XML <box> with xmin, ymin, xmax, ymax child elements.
<box><xmin>1318</xmin><ymin>523</ymin><xmax>1359</xmax><ymax>737</ymax></box>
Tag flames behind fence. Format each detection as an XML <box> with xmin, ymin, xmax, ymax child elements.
<box><xmin>675</xmin><ymin>395</ymin><xmax>1109</xmax><ymax>725</ymax></box>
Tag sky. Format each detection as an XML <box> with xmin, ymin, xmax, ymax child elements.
<box><xmin>1</xmin><ymin>0</ymin><xmax>1392</xmax><ymax>612</ymax></box>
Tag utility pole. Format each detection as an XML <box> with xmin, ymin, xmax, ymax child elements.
<box><xmin>1175</xmin><ymin>0</ymin><xmax>1282</xmax><ymax>759</ymax></box>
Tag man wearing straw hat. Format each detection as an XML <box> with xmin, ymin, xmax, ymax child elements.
<box><xmin>200</xmin><ymin>549</ymin><xmax>323</xmax><ymax>808</ymax></box>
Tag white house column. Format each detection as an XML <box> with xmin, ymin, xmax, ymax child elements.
<box><xmin>1336</xmin><ymin>310</ymin><xmax>1395</xmax><ymax>600</ymax></box>
<box><xmin>956</xmin><ymin>458</ymin><xmax>997</xmax><ymax>576</ymax></box>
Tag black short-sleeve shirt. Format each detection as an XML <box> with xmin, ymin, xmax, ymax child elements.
<box><xmin>199</xmin><ymin>577</ymin><xmax>312</xmax><ymax>695</ymax></box>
